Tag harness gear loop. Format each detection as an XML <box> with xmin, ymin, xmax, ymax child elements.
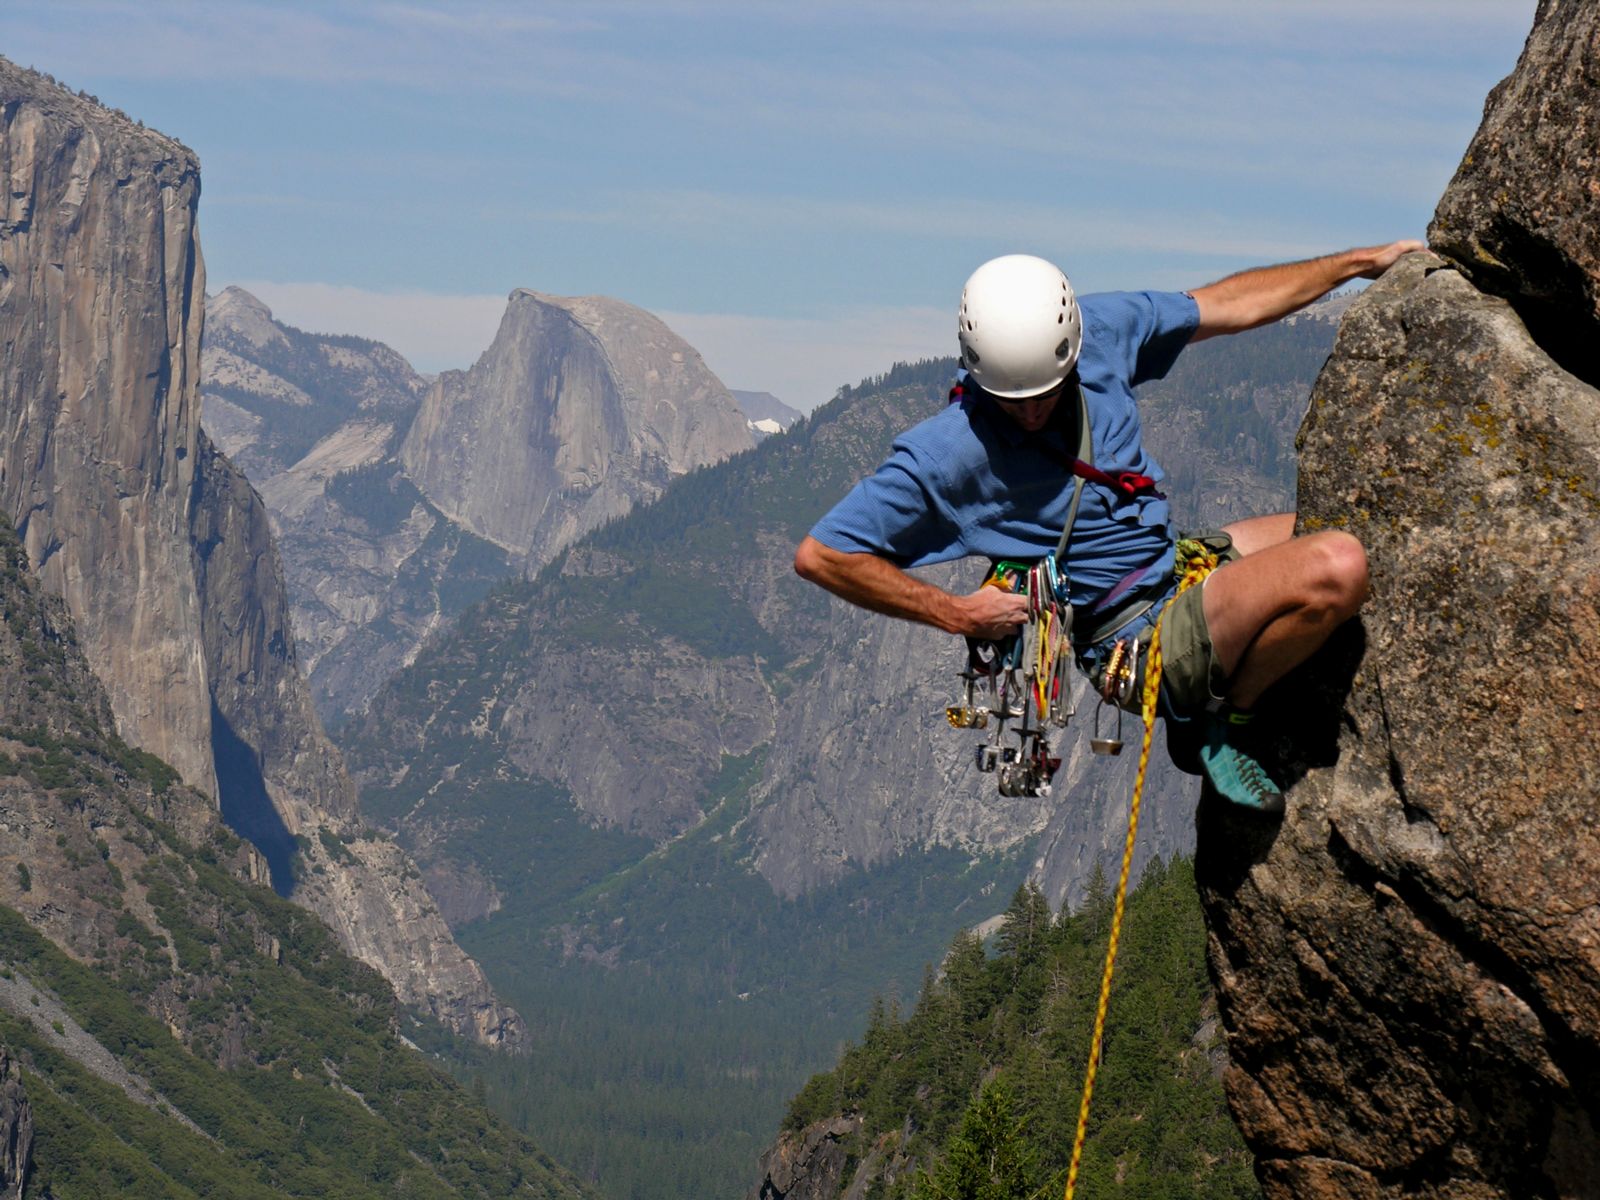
<box><xmin>1063</xmin><ymin>538</ymin><xmax>1219</xmax><ymax>1200</ymax></box>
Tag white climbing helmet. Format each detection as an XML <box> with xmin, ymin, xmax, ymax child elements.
<box><xmin>957</xmin><ymin>254</ymin><xmax>1083</xmax><ymax>399</ymax></box>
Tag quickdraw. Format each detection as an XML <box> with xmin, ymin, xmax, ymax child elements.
<box><xmin>946</xmin><ymin>373</ymin><xmax>1095</xmax><ymax>800</ymax></box>
<box><xmin>1089</xmin><ymin>636</ymin><xmax>1140</xmax><ymax>755</ymax></box>
<box><xmin>946</xmin><ymin>557</ymin><xmax>1072</xmax><ymax>798</ymax></box>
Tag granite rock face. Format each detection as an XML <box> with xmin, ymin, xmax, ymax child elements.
<box><xmin>401</xmin><ymin>289</ymin><xmax>752</xmax><ymax>560</ymax></box>
<box><xmin>749</xmin><ymin>1116</ymin><xmax>863</xmax><ymax>1200</ymax></box>
<box><xmin>0</xmin><ymin>1049</ymin><xmax>32</xmax><ymax>1198</ymax></box>
<box><xmin>1</xmin><ymin>60</ymin><xmax>213</xmax><ymax>792</ymax></box>
<box><xmin>201</xmin><ymin>287</ymin><xmax>514</xmax><ymax>724</ymax></box>
<box><xmin>1198</xmin><ymin>260</ymin><xmax>1600</xmax><ymax>1194</ymax></box>
<box><xmin>1429</xmin><ymin>0</ymin><xmax>1600</xmax><ymax>380</ymax></box>
<box><xmin>1195</xmin><ymin>8</ymin><xmax>1600</xmax><ymax>1194</ymax></box>
<box><xmin>0</xmin><ymin>59</ymin><xmax>519</xmax><ymax>1045</ymax></box>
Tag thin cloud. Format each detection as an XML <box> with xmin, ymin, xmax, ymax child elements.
<box><xmin>498</xmin><ymin>189</ymin><xmax>1342</xmax><ymax>263</ymax></box>
<box><xmin>11</xmin><ymin>1</ymin><xmax>1526</xmax><ymax>354</ymax></box>
<box><xmin>365</xmin><ymin>3</ymin><xmax>605</xmax><ymax>36</ymax></box>
<box><xmin>4</xmin><ymin>0</ymin><xmax>1528</xmax><ymax>226</ymax></box>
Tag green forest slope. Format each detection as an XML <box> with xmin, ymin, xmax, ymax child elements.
<box><xmin>779</xmin><ymin>858</ymin><xmax>1258</xmax><ymax>1199</ymax></box>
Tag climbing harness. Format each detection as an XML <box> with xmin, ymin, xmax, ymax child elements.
<box><xmin>1062</xmin><ymin>539</ymin><xmax>1218</xmax><ymax>1200</ymax></box>
<box><xmin>947</xmin><ymin>376</ymin><xmax>1165</xmax><ymax>796</ymax></box>
<box><xmin>945</xmin><ymin>379</ymin><xmax>1098</xmax><ymax>799</ymax></box>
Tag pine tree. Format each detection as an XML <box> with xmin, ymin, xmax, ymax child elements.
<box><xmin>944</xmin><ymin>928</ymin><xmax>992</xmax><ymax>1027</ymax></box>
<box><xmin>1077</xmin><ymin>862</ymin><xmax>1112</xmax><ymax>945</ymax></box>
<box><xmin>996</xmin><ymin>882</ymin><xmax>1051</xmax><ymax>973</ymax></box>
<box><xmin>913</xmin><ymin>1077</ymin><xmax>1037</xmax><ymax>1200</ymax></box>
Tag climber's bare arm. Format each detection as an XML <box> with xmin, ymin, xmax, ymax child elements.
<box><xmin>1190</xmin><ymin>240</ymin><xmax>1425</xmax><ymax>341</ymax></box>
<box><xmin>793</xmin><ymin>535</ymin><xmax>1028</xmax><ymax>640</ymax></box>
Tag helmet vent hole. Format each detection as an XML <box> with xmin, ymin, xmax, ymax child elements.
<box><xmin>1057</xmin><ymin>314</ymin><xmax>1064</xmax><ymax>324</ymax></box>
<box><xmin>1055</xmin><ymin>340</ymin><xmax>1071</xmax><ymax>358</ymax></box>
<box><xmin>967</xmin><ymin>348</ymin><xmax>981</xmax><ymax>364</ymax></box>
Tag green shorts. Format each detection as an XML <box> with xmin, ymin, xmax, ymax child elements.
<box><xmin>1083</xmin><ymin>531</ymin><xmax>1242</xmax><ymax>715</ymax></box>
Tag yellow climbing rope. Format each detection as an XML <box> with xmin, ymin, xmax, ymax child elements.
<box><xmin>1063</xmin><ymin>541</ymin><xmax>1218</xmax><ymax>1200</ymax></box>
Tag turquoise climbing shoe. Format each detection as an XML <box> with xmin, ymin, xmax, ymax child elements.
<box><xmin>1198</xmin><ymin>708</ymin><xmax>1285</xmax><ymax>814</ymax></box>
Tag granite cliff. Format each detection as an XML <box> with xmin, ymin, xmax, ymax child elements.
<box><xmin>0</xmin><ymin>1049</ymin><xmax>28</xmax><ymax>1199</ymax></box>
<box><xmin>400</xmin><ymin>288</ymin><xmax>753</xmax><ymax>560</ymax></box>
<box><xmin>0</xmin><ymin>58</ymin><xmax>517</xmax><ymax>1044</ymax></box>
<box><xmin>201</xmin><ymin>287</ymin><xmax>514</xmax><ymax>723</ymax></box>
<box><xmin>1197</xmin><ymin>4</ymin><xmax>1600</xmax><ymax>1195</ymax></box>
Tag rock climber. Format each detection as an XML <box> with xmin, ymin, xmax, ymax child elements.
<box><xmin>794</xmin><ymin>242</ymin><xmax>1423</xmax><ymax>811</ymax></box>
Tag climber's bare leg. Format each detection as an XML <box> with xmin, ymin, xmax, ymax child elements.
<box><xmin>1222</xmin><ymin>511</ymin><xmax>1296</xmax><ymax>557</ymax></box>
<box><xmin>1204</xmin><ymin>514</ymin><xmax>1368</xmax><ymax>709</ymax></box>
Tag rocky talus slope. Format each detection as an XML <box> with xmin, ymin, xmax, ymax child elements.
<box><xmin>0</xmin><ymin>57</ymin><xmax>517</xmax><ymax>1044</ymax></box>
<box><xmin>400</xmin><ymin>289</ymin><xmax>753</xmax><ymax>560</ymax></box>
<box><xmin>1196</xmin><ymin>5</ymin><xmax>1600</xmax><ymax>1195</ymax></box>
<box><xmin>201</xmin><ymin>287</ymin><xmax>513</xmax><ymax>723</ymax></box>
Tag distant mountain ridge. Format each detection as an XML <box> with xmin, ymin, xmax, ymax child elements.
<box><xmin>400</xmin><ymin>288</ymin><xmax>754</xmax><ymax>559</ymax></box>
<box><xmin>202</xmin><ymin>285</ymin><xmax>756</xmax><ymax>725</ymax></box>
<box><xmin>201</xmin><ymin>287</ymin><xmax>516</xmax><ymax>725</ymax></box>
<box><xmin>202</xmin><ymin>286</ymin><xmax>427</xmax><ymax>480</ymax></box>
<box><xmin>733</xmin><ymin>389</ymin><xmax>803</xmax><ymax>439</ymax></box>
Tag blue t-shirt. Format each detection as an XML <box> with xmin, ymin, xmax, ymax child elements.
<box><xmin>808</xmin><ymin>289</ymin><xmax>1199</xmax><ymax>611</ymax></box>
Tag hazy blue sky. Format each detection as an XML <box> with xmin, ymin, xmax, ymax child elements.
<box><xmin>7</xmin><ymin>1</ymin><xmax>1535</xmax><ymax>410</ymax></box>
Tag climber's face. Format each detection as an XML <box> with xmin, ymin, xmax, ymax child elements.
<box><xmin>989</xmin><ymin>375</ymin><xmax>1068</xmax><ymax>433</ymax></box>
